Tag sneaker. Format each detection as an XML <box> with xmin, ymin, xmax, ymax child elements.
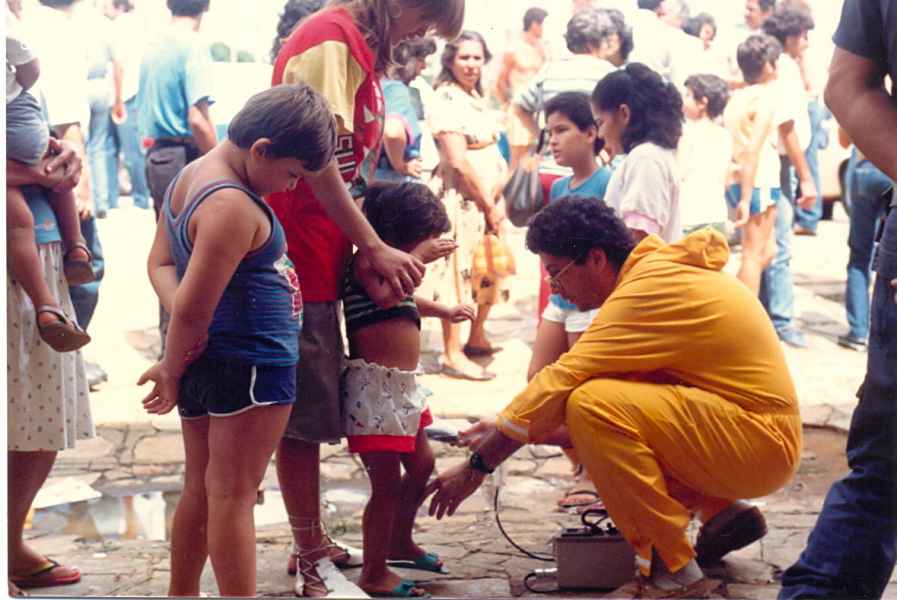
<box><xmin>777</xmin><ymin>327</ymin><xmax>808</xmax><ymax>349</ymax></box>
<box><xmin>695</xmin><ymin>501</ymin><xmax>767</xmax><ymax>566</ymax></box>
<box><xmin>837</xmin><ymin>334</ymin><xmax>867</xmax><ymax>352</ymax></box>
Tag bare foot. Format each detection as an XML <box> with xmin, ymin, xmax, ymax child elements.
<box><xmin>65</xmin><ymin>246</ymin><xmax>90</xmax><ymax>263</ymax></box>
<box><xmin>441</xmin><ymin>353</ymin><xmax>494</xmax><ymax>381</ymax></box>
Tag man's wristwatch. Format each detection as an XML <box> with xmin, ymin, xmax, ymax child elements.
<box><xmin>468</xmin><ymin>451</ymin><xmax>495</xmax><ymax>474</ymax></box>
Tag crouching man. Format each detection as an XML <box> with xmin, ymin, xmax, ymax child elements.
<box><xmin>425</xmin><ymin>198</ymin><xmax>801</xmax><ymax>598</ymax></box>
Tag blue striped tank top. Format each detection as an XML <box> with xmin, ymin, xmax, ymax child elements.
<box><xmin>163</xmin><ymin>175</ymin><xmax>302</xmax><ymax>365</ymax></box>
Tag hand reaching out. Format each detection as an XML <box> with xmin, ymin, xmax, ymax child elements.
<box><xmin>456</xmin><ymin>417</ymin><xmax>496</xmax><ymax>449</ymax></box>
<box><xmin>446</xmin><ymin>303</ymin><xmax>475</xmax><ymax>323</ymax></box>
<box><xmin>413</xmin><ymin>237</ymin><xmax>458</xmax><ymax>264</ymax></box>
<box><xmin>137</xmin><ymin>362</ymin><xmax>180</xmax><ymax>415</ymax></box>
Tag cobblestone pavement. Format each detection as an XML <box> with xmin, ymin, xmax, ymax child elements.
<box><xmin>15</xmin><ymin>201</ymin><xmax>890</xmax><ymax>598</ymax></box>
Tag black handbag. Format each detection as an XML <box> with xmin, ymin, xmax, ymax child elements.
<box><xmin>504</xmin><ymin>130</ymin><xmax>547</xmax><ymax>227</ymax></box>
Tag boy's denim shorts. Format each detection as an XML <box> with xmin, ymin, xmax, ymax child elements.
<box><xmin>178</xmin><ymin>353</ymin><xmax>296</xmax><ymax>419</ymax></box>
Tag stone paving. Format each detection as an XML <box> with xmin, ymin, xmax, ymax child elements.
<box><xmin>14</xmin><ymin>201</ymin><xmax>890</xmax><ymax>598</ymax></box>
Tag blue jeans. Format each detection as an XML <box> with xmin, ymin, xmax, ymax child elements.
<box><xmin>793</xmin><ymin>100</ymin><xmax>829</xmax><ymax>232</ymax></box>
<box><xmin>87</xmin><ymin>92</ymin><xmax>119</xmax><ymax>214</ymax></box>
<box><xmin>115</xmin><ymin>97</ymin><xmax>150</xmax><ymax>209</ymax></box>
<box><xmin>779</xmin><ymin>207</ymin><xmax>897</xmax><ymax>600</ymax></box>
<box><xmin>845</xmin><ymin>157</ymin><xmax>891</xmax><ymax>340</ymax></box>
<box><xmin>69</xmin><ymin>214</ymin><xmax>104</xmax><ymax>330</ymax></box>
<box><xmin>759</xmin><ymin>158</ymin><xmax>797</xmax><ymax>332</ymax></box>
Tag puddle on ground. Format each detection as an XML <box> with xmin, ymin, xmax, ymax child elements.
<box><xmin>27</xmin><ymin>480</ymin><xmax>372</xmax><ymax>542</ymax></box>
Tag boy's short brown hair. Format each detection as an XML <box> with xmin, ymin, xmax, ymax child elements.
<box><xmin>227</xmin><ymin>83</ymin><xmax>337</xmax><ymax>172</ymax></box>
<box><xmin>737</xmin><ymin>34</ymin><xmax>782</xmax><ymax>84</ymax></box>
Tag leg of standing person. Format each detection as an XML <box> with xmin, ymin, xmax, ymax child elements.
<box><xmin>68</xmin><ymin>214</ymin><xmax>105</xmax><ymax>330</ymax></box>
<box><xmin>841</xmin><ymin>160</ymin><xmax>891</xmax><ymax>349</ymax></box>
<box><xmin>738</xmin><ymin>206</ymin><xmax>778</xmax><ymax>294</ymax></box>
<box><xmin>779</xmin><ymin>207</ymin><xmax>897</xmax><ymax>600</ymax></box>
<box><xmin>793</xmin><ymin>100</ymin><xmax>826</xmax><ymax>235</ymax></box>
<box><xmin>86</xmin><ymin>92</ymin><xmax>115</xmax><ymax>218</ymax></box>
<box><xmin>205</xmin><ymin>405</ymin><xmax>291</xmax><ymax>596</ymax></box>
<box><xmin>390</xmin><ymin>429</ymin><xmax>437</xmax><ymax>565</ymax></box>
<box><xmin>276</xmin><ymin>303</ymin><xmax>354</xmax><ymax>596</ymax></box>
<box><xmin>117</xmin><ymin>96</ymin><xmax>151</xmax><ymax>209</ymax></box>
<box><xmin>760</xmin><ymin>159</ymin><xmax>805</xmax><ymax>348</ymax></box>
<box><xmin>8</xmin><ymin>451</ymin><xmax>74</xmax><ymax>577</ymax></box>
<box><xmin>168</xmin><ymin>417</ymin><xmax>210</xmax><ymax>596</ymax></box>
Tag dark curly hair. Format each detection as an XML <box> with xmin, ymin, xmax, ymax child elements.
<box><xmin>564</xmin><ymin>7</ymin><xmax>618</xmax><ymax>55</ymax></box>
<box><xmin>683</xmin><ymin>12</ymin><xmax>716</xmax><ymax>39</ymax></box>
<box><xmin>684</xmin><ymin>74</ymin><xmax>729</xmax><ymax>119</ymax></box>
<box><xmin>436</xmin><ymin>31</ymin><xmax>492</xmax><ymax>96</ymax></box>
<box><xmin>387</xmin><ymin>37</ymin><xmax>437</xmax><ymax>84</ymax></box>
<box><xmin>271</xmin><ymin>0</ymin><xmax>325</xmax><ymax>63</ymax></box>
<box><xmin>737</xmin><ymin>34</ymin><xmax>782</xmax><ymax>84</ymax></box>
<box><xmin>166</xmin><ymin>0</ymin><xmax>209</xmax><ymax>17</ymax></box>
<box><xmin>602</xmin><ymin>8</ymin><xmax>634</xmax><ymax>63</ymax></box>
<box><xmin>362</xmin><ymin>182</ymin><xmax>450</xmax><ymax>249</ymax></box>
<box><xmin>526</xmin><ymin>197</ymin><xmax>635</xmax><ymax>269</ymax></box>
<box><xmin>761</xmin><ymin>5</ymin><xmax>814</xmax><ymax>47</ymax></box>
<box><xmin>591</xmin><ymin>63</ymin><xmax>683</xmax><ymax>153</ymax></box>
<box><xmin>523</xmin><ymin>7</ymin><xmax>548</xmax><ymax>32</ymax></box>
<box><xmin>544</xmin><ymin>91</ymin><xmax>604</xmax><ymax>155</ymax></box>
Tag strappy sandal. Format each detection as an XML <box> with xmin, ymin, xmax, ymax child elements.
<box><xmin>36</xmin><ymin>305</ymin><xmax>91</xmax><ymax>352</ymax></box>
<box><xmin>63</xmin><ymin>242</ymin><xmax>96</xmax><ymax>286</ymax></box>
<box><xmin>287</xmin><ymin>537</ymin><xmax>361</xmax><ymax>575</ymax></box>
<box><xmin>295</xmin><ymin>554</ymin><xmax>331</xmax><ymax>597</ymax></box>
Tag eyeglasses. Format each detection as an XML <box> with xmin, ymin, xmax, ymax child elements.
<box><xmin>544</xmin><ymin>256</ymin><xmax>581</xmax><ymax>292</ymax></box>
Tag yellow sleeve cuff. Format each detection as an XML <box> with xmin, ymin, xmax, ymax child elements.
<box><xmin>496</xmin><ymin>412</ymin><xmax>531</xmax><ymax>444</ymax></box>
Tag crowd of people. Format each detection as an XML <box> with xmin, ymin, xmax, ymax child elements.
<box><xmin>7</xmin><ymin>0</ymin><xmax>897</xmax><ymax>598</ymax></box>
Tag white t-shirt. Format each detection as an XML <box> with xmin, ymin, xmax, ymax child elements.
<box><xmin>678</xmin><ymin>119</ymin><xmax>733</xmax><ymax>228</ymax></box>
<box><xmin>774</xmin><ymin>54</ymin><xmax>812</xmax><ymax>154</ymax></box>
<box><xmin>604</xmin><ymin>142</ymin><xmax>683</xmax><ymax>243</ymax></box>
<box><xmin>6</xmin><ymin>14</ymin><xmax>36</xmax><ymax>103</ymax></box>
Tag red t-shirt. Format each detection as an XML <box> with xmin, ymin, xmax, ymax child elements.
<box><xmin>267</xmin><ymin>8</ymin><xmax>383</xmax><ymax>302</ymax></box>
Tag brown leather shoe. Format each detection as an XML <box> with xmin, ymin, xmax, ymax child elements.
<box><xmin>694</xmin><ymin>501</ymin><xmax>767</xmax><ymax>566</ymax></box>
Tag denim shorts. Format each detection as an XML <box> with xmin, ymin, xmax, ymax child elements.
<box><xmin>727</xmin><ymin>184</ymin><xmax>782</xmax><ymax>215</ymax></box>
<box><xmin>178</xmin><ymin>353</ymin><xmax>296</xmax><ymax>419</ymax></box>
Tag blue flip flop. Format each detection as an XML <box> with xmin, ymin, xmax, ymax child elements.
<box><xmin>369</xmin><ymin>579</ymin><xmax>430</xmax><ymax>598</ymax></box>
<box><xmin>387</xmin><ymin>552</ymin><xmax>449</xmax><ymax>574</ymax></box>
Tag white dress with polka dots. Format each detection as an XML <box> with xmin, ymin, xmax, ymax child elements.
<box><xmin>7</xmin><ymin>243</ymin><xmax>94</xmax><ymax>452</ymax></box>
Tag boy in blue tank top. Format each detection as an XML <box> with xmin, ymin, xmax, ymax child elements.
<box><xmin>136</xmin><ymin>83</ymin><xmax>337</xmax><ymax>597</ymax></box>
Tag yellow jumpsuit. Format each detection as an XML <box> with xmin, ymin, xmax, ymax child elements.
<box><xmin>497</xmin><ymin>231</ymin><xmax>802</xmax><ymax>576</ymax></box>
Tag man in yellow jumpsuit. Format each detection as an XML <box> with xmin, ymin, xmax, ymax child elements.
<box><xmin>425</xmin><ymin>198</ymin><xmax>802</xmax><ymax>598</ymax></box>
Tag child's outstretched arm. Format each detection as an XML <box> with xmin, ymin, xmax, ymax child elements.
<box><xmin>139</xmin><ymin>189</ymin><xmax>261</xmax><ymax>415</ymax></box>
<box><xmin>415</xmin><ymin>297</ymin><xmax>474</xmax><ymax>323</ymax></box>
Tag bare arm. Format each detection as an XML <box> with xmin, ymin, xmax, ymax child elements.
<box><xmin>146</xmin><ymin>215</ymin><xmax>179</xmax><ymax>314</ymax></box>
<box><xmin>494</xmin><ymin>51</ymin><xmax>516</xmax><ymax>106</ymax></box>
<box><xmin>188</xmin><ymin>100</ymin><xmax>217</xmax><ymax>155</ymax></box>
<box><xmin>382</xmin><ymin>117</ymin><xmax>420</xmax><ymax>178</ymax></box>
<box><xmin>112</xmin><ymin>57</ymin><xmax>125</xmax><ymax>121</ymax></box>
<box><xmin>512</xmin><ymin>103</ymin><xmax>540</xmax><ymax>141</ymax></box>
<box><xmin>307</xmin><ymin>160</ymin><xmax>424</xmax><ymax>297</ymax></box>
<box><xmin>778</xmin><ymin>121</ymin><xmax>818</xmax><ymax>209</ymax></box>
<box><xmin>825</xmin><ymin>47</ymin><xmax>897</xmax><ymax>182</ymax></box>
<box><xmin>15</xmin><ymin>57</ymin><xmax>40</xmax><ymax>93</ymax></box>
<box><xmin>424</xmin><ymin>423</ymin><xmax>523</xmax><ymax>519</ymax></box>
<box><xmin>436</xmin><ymin>132</ymin><xmax>493</xmax><ymax>213</ymax></box>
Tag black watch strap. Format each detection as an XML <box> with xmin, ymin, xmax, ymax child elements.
<box><xmin>468</xmin><ymin>451</ymin><xmax>495</xmax><ymax>474</ymax></box>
